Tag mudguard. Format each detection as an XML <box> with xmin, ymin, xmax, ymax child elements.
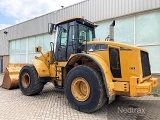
<box><xmin>66</xmin><ymin>53</ymin><xmax>115</xmax><ymax>100</ymax></box>
<box><xmin>32</xmin><ymin>59</ymin><xmax>50</xmax><ymax>77</ymax></box>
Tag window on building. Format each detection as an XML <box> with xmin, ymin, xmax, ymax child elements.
<box><xmin>115</xmin><ymin>17</ymin><xmax>134</xmax><ymax>45</ymax></box>
<box><xmin>28</xmin><ymin>37</ymin><xmax>36</xmax><ymax>53</ymax></box>
<box><xmin>141</xmin><ymin>46</ymin><xmax>160</xmax><ymax>73</ymax></box>
<box><xmin>43</xmin><ymin>34</ymin><xmax>52</xmax><ymax>52</ymax></box>
<box><xmin>9</xmin><ymin>39</ymin><xmax>26</xmax><ymax>63</ymax></box>
<box><xmin>95</xmin><ymin>16</ymin><xmax>134</xmax><ymax>45</ymax></box>
<box><xmin>135</xmin><ymin>11</ymin><xmax>160</xmax><ymax>45</ymax></box>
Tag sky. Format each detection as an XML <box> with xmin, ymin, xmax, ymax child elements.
<box><xmin>0</xmin><ymin>0</ymin><xmax>84</xmax><ymax>30</ymax></box>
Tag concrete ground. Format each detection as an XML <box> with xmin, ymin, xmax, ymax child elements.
<box><xmin>0</xmin><ymin>74</ymin><xmax>160</xmax><ymax>120</ymax></box>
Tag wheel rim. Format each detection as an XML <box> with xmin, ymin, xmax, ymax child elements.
<box><xmin>71</xmin><ymin>77</ymin><xmax>90</xmax><ymax>102</ymax></box>
<box><xmin>21</xmin><ymin>73</ymin><xmax>30</xmax><ymax>88</ymax></box>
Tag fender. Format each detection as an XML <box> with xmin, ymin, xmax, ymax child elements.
<box><xmin>66</xmin><ymin>53</ymin><xmax>115</xmax><ymax>100</ymax></box>
<box><xmin>32</xmin><ymin>59</ymin><xmax>50</xmax><ymax>77</ymax></box>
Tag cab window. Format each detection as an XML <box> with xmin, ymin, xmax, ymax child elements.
<box><xmin>58</xmin><ymin>24</ymin><xmax>68</xmax><ymax>48</ymax></box>
<box><xmin>78</xmin><ymin>25</ymin><xmax>94</xmax><ymax>43</ymax></box>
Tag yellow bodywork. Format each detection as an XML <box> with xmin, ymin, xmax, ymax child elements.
<box><xmin>82</xmin><ymin>41</ymin><xmax>158</xmax><ymax>97</ymax></box>
<box><xmin>1</xmin><ymin>41</ymin><xmax>158</xmax><ymax>98</ymax></box>
<box><xmin>32</xmin><ymin>59</ymin><xmax>50</xmax><ymax>77</ymax></box>
<box><xmin>29</xmin><ymin>41</ymin><xmax>158</xmax><ymax>98</ymax></box>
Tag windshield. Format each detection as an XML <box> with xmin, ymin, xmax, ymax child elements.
<box><xmin>78</xmin><ymin>24</ymin><xmax>95</xmax><ymax>43</ymax></box>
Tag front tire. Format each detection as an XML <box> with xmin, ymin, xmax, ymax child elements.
<box><xmin>19</xmin><ymin>65</ymin><xmax>44</xmax><ymax>96</ymax></box>
<box><xmin>64</xmin><ymin>65</ymin><xmax>107</xmax><ymax>113</ymax></box>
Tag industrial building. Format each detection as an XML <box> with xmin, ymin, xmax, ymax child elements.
<box><xmin>0</xmin><ymin>0</ymin><xmax>160</xmax><ymax>73</ymax></box>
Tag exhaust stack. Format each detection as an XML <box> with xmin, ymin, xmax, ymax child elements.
<box><xmin>110</xmin><ymin>20</ymin><xmax>115</xmax><ymax>41</ymax></box>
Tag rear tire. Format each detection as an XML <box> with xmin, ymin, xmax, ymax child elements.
<box><xmin>64</xmin><ymin>65</ymin><xmax>107</xmax><ymax>113</ymax></box>
<box><xmin>19</xmin><ymin>65</ymin><xmax>44</xmax><ymax>96</ymax></box>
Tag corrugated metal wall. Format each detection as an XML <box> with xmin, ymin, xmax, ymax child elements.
<box><xmin>0</xmin><ymin>32</ymin><xmax>8</xmax><ymax>55</ymax></box>
<box><xmin>0</xmin><ymin>0</ymin><xmax>160</xmax><ymax>55</ymax></box>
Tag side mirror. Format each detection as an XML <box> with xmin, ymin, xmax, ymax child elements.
<box><xmin>48</xmin><ymin>23</ymin><xmax>55</xmax><ymax>35</ymax></box>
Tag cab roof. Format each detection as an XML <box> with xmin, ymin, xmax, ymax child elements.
<box><xmin>56</xmin><ymin>16</ymin><xmax>98</xmax><ymax>28</ymax></box>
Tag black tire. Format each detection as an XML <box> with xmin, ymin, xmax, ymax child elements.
<box><xmin>19</xmin><ymin>65</ymin><xmax>45</xmax><ymax>96</ymax></box>
<box><xmin>64</xmin><ymin>65</ymin><xmax>107</xmax><ymax>113</ymax></box>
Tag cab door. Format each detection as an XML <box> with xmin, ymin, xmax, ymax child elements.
<box><xmin>56</xmin><ymin>23</ymin><xmax>68</xmax><ymax>61</ymax></box>
<box><xmin>56</xmin><ymin>22</ymin><xmax>77</xmax><ymax>61</ymax></box>
<box><xmin>66</xmin><ymin>24</ymin><xmax>77</xmax><ymax>59</ymax></box>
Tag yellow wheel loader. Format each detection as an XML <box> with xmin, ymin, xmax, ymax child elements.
<box><xmin>2</xmin><ymin>17</ymin><xmax>158</xmax><ymax>113</ymax></box>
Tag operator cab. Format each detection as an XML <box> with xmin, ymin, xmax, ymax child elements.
<box><xmin>49</xmin><ymin>17</ymin><xmax>97</xmax><ymax>61</ymax></box>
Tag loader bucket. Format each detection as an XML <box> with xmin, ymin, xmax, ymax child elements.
<box><xmin>1</xmin><ymin>64</ymin><xmax>26</xmax><ymax>89</ymax></box>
